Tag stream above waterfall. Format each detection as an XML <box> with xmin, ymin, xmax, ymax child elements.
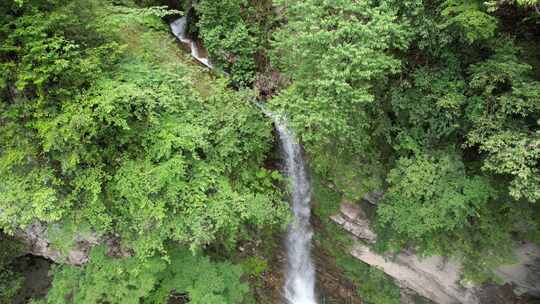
<box><xmin>170</xmin><ymin>16</ymin><xmax>213</xmax><ymax>69</ymax></box>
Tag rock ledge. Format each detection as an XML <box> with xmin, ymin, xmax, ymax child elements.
<box><xmin>330</xmin><ymin>200</ymin><xmax>540</xmax><ymax>304</ymax></box>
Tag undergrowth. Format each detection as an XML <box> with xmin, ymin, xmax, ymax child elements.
<box><xmin>311</xmin><ymin>175</ymin><xmax>401</xmax><ymax>304</ymax></box>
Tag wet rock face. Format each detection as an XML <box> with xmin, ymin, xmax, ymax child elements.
<box><xmin>16</xmin><ymin>222</ymin><xmax>134</xmax><ymax>265</ymax></box>
<box><xmin>330</xmin><ymin>200</ymin><xmax>540</xmax><ymax>304</ymax></box>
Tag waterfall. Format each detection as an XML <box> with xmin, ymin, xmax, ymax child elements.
<box><xmin>170</xmin><ymin>17</ymin><xmax>213</xmax><ymax>69</ymax></box>
<box><xmin>169</xmin><ymin>17</ymin><xmax>317</xmax><ymax>303</ymax></box>
<box><xmin>269</xmin><ymin>113</ymin><xmax>318</xmax><ymax>304</ymax></box>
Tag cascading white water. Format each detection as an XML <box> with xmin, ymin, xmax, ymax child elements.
<box><xmin>170</xmin><ymin>17</ymin><xmax>213</xmax><ymax>69</ymax></box>
<box><xmin>169</xmin><ymin>17</ymin><xmax>317</xmax><ymax>302</ymax></box>
<box><xmin>269</xmin><ymin>114</ymin><xmax>317</xmax><ymax>304</ymax></box>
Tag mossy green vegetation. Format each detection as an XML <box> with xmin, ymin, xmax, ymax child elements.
<box><xmin>195</xmin><ymin>0</ymin><xmax>275</xmax><ymax>86</ymax></box>
<box><xmin>0</xmin><ymin>0</ymin><xmax>288</xmax><ymax>257</ymax></box>
<box><xmin>1</xmin><ymin>0</ymin><xmax>287</xmax><ymax>302</ymax></box>
<box><xmin>37</xmin><ymin>246</ymin><xmax>249</xmax><ymax>304</ymax></box>
<box><xmin>2</xmin><ymin>0</ymin><xmax>540</xmax><ymax>302</ymax></box>
<box><xmin>0</xmin><ymin>234</ymin><xmax>24</xmax><ymax>304</ymax></box>
<box><xmin>312</xmin><ymin>176</ymin><xmax>401</xmax><ymax>304</ymax></box>
<box><xmin>270</xmin><ymin>0</ymin><xmax>540</xmax><ymax>283</ymax></box>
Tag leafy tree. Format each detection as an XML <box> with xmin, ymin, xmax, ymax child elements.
<box><xmin>0</xmin><ymin>0</ymin><xmax>288</xmax><ymax>260</ymax></box>
<box><xmin>146</xmin><ymin>248</ymin><xmax>249</xmax><ymax>304</ymax></box>
<box><xmin>195</xmin><ymin>0</ymin><xmax>262</xmax><ymax>86</ymax></box>
<box><xmin>466</xmin><ymin>40</ymin><xmax>540</xmax><ymax>203</ymax></box>
<box><xmin>269</xmin><ymin>0</ymin><xmax>410</xmax><ymax>199</ymax></box>
<box><xmin>389</xmin><ymin>63</ymin><xmax>467</xmax><ymax>149</ymax></box>
<box><xmin>378</xmin><ymin>0</ymin><xmax>539</xmax><ymax>280</ymax></box>
<box><xmin>440</xmin><ymin>0</ymin><xmax>498</xmax><ymax>44</ymax></box>
<box><xmin>270</xmin><ymin>0</ymin><xmax>540</xmax><ymax>282</ymax></box>
<box><xmin>373</xmin><ymin>150</ymin><xmax>528</xmax><ymax>283</ymax></box>
<box><xmin>43</xmin><ymin>246</ymin><xmax>249</xmax><ymax>304</ymax></box>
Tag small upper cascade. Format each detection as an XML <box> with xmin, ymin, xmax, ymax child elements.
<box><xmin>170</xmin><ymin>16</ymin><xmax>213</xmax><ymax>69</ymax></box>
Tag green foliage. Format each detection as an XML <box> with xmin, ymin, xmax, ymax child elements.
<box><xmin>0</xmin><ymin>0</ymin><xmax>287</xmax><ymax>260</ymax></box>
<box><xmin>390</xmin><ymin>62</ymin><xmax>466</xmax><ymax>151</ymax></box>
<box><xmin>312</xmin><ymin>177</ymin><xmax>401</xmax><ymax>304</ymax></box>
<box><xmin>0</xmin><ymin>0</ymin><xmax>121</xmax><ymax>232</ymax></box>
<box><xmin>271</xmin><ymin>0</ymin><xmax>540</xmax><ymax>284</ymax></box>
<box><xmin>48</xmin><ymin>221</ymin><xmax>95</xmax><ymax>256</ymax></box>
<box><xmin>269</xmin><ymin>0</ymin><xmax>409</xmax><ymax>198</ymax></box>
<box><xmin>336</xmin><ymin>254</ymin><xmax>401</xmax><ymax>304</ymax></box>
<box><xmin>375</xmin><ymin>151</ymin><xmax>515</xmax><ymax>270</ymax></box>
<box><xmin>270</xmin><ymin>0</ymin><xmax>407</xmax><ymax>145</ymax></box>
<box><xmin>45</xmin><ymin>246</ymin><xmax>165</xmax><ymax>304</ymax></box>
<box><xmin>44</xmin><ymin>246</ymin><xmax>249</xmax><ymax>304</ymax></box>
<box><xmin>466</xmin><ymin>41</ymin><xmax>540</xmax><ymax>203</ymax></box>
<box><xmin>195</xmin><ymin>0</ymin><xmax>262</xmax><ymax>86</ymax></box>
<box><xmin>0</xmin><ymin>234</ymin><xmax>24</xmax><ymax>304</ymax></box>
<box><xmin>111</xmin><ymin>5</ymin><xmax>180</xmax><ymax>18</ymax></box>
<box><xmin>485</xmin><ymin>0</ymin><xmax>540</xmax><ymax>10</ymax></box>
<box><xmin>440</xmin><ymin>0</ymin><xmax>498</xmax><ymax>44</ymax></box>
<box><xmin>147</xmin><ymin>248</ymin><xmax>249</xmax><ymax>304</ymax></box>
<box><xmin>0</xmin><ymin>269</ymin><xmax>22</xmax><ymax>304</ymax></box>
<box><xmin>241</xmin><ymin>256</ymin><xmax>268</xmax><ymax>277</ymax></box>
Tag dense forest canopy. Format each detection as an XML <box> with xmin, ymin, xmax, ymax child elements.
<box><xmin>0</xmin><ymin>0</ymin><xmax>288</xmax><ymax>252</ymax></box>
<box><xmin>0</xmin><ymin>0</ymin><xmax>286</xmax><ymax>302</ymax></box>
<box><xmin>267</xmin><ymin>0</ymin><xmax>540</xmax><ymax>281</ymax></box>
<box><xmin>0</xmin><ymin>0</ymin><xmax>539</xmax><ymax>303</ymax></box>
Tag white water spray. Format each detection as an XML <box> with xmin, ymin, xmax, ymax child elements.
<box><xmin>169</xmin><ymin>17</ymin><xmax>317</xmax><ymax>302</ymax></box>
<box><xmin>267</xmin><ymin>112</ymin><xmax>318</xmax><ymax>304</ymax></box>
<box><xmin>170</xmin><ymin>17</ymin><xmax>213</xmax><ymax>69</ymax></box>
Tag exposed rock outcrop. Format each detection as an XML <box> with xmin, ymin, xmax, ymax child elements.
<box><xmin>363</xmin><ymin>191</ymin><xmax>383</xmax><ymax>206</ymax></box>
<box><xmin>16</xmin><ymin>222</ymin><xmax>99</xmax><ymax>265</ymax></box>
<box><xmin>330</xmin><ymin>201</ymin><xmax>376</xmax><ymax>243</ymax></box>
<box><xmin>350</xmin><ymin>243</ymin><xmax>479</xmax><ymax>304</ymax></box>
<box><xmin>330</xmin><ymin>201</ymin><xmax>540</xmax><ymax>304</ymax></box>
<box><xmin>494</xmin><ymin>242</ymin><xmax>540</xmax><ymax>297</ymax></box>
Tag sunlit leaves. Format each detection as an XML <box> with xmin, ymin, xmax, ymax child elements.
<box><xmin>269</xmin><ymin>0</ymin><xmax>408</xmax><ymax>197</ymax></box>
<box><xmin>196</xmin><ymin>0</ymin><xmax>259</xmax><ymax>85</ymax></box>
<box><xmin>375</xmin><ymin>150</ymin><xmax>514</xmax><ymax>271</ymax></box>
<box><xmin>466</xmin><ymin>40</ymin><xmax>540</xmax><ymax>203</ymax></box>
<box><xmin>440</xmin><ymin>0</ymin><xmax>498</xmax><ymax>44</ymax></box>
<box><xmin>0</xmin><ymin>0</ymin><xmax>287</xmax><ymax>260</ymax></box>
<box><xmin>479</xmin><ymin>131</ymin><xmax>540</xmax><ymax>203</ymax></box>
<box><xmin>44</xmin><ymin>246</ymin><xmax>166</xmax><ymax>304</ymax></box>
<box><xmin>44</xmin><ymin>246</ymin><xmax>250</xmax><ymax>304</ymax></box>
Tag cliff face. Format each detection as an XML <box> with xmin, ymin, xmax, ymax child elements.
<box><xmin>331</xmin><ymin>198</ymin><xmax>540</xmax><ymax>304</ymax></box>
<box><xmin>16</xmin><ymin>222</ymin><xmax>131</xmax><ymax>265</ymax></box>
